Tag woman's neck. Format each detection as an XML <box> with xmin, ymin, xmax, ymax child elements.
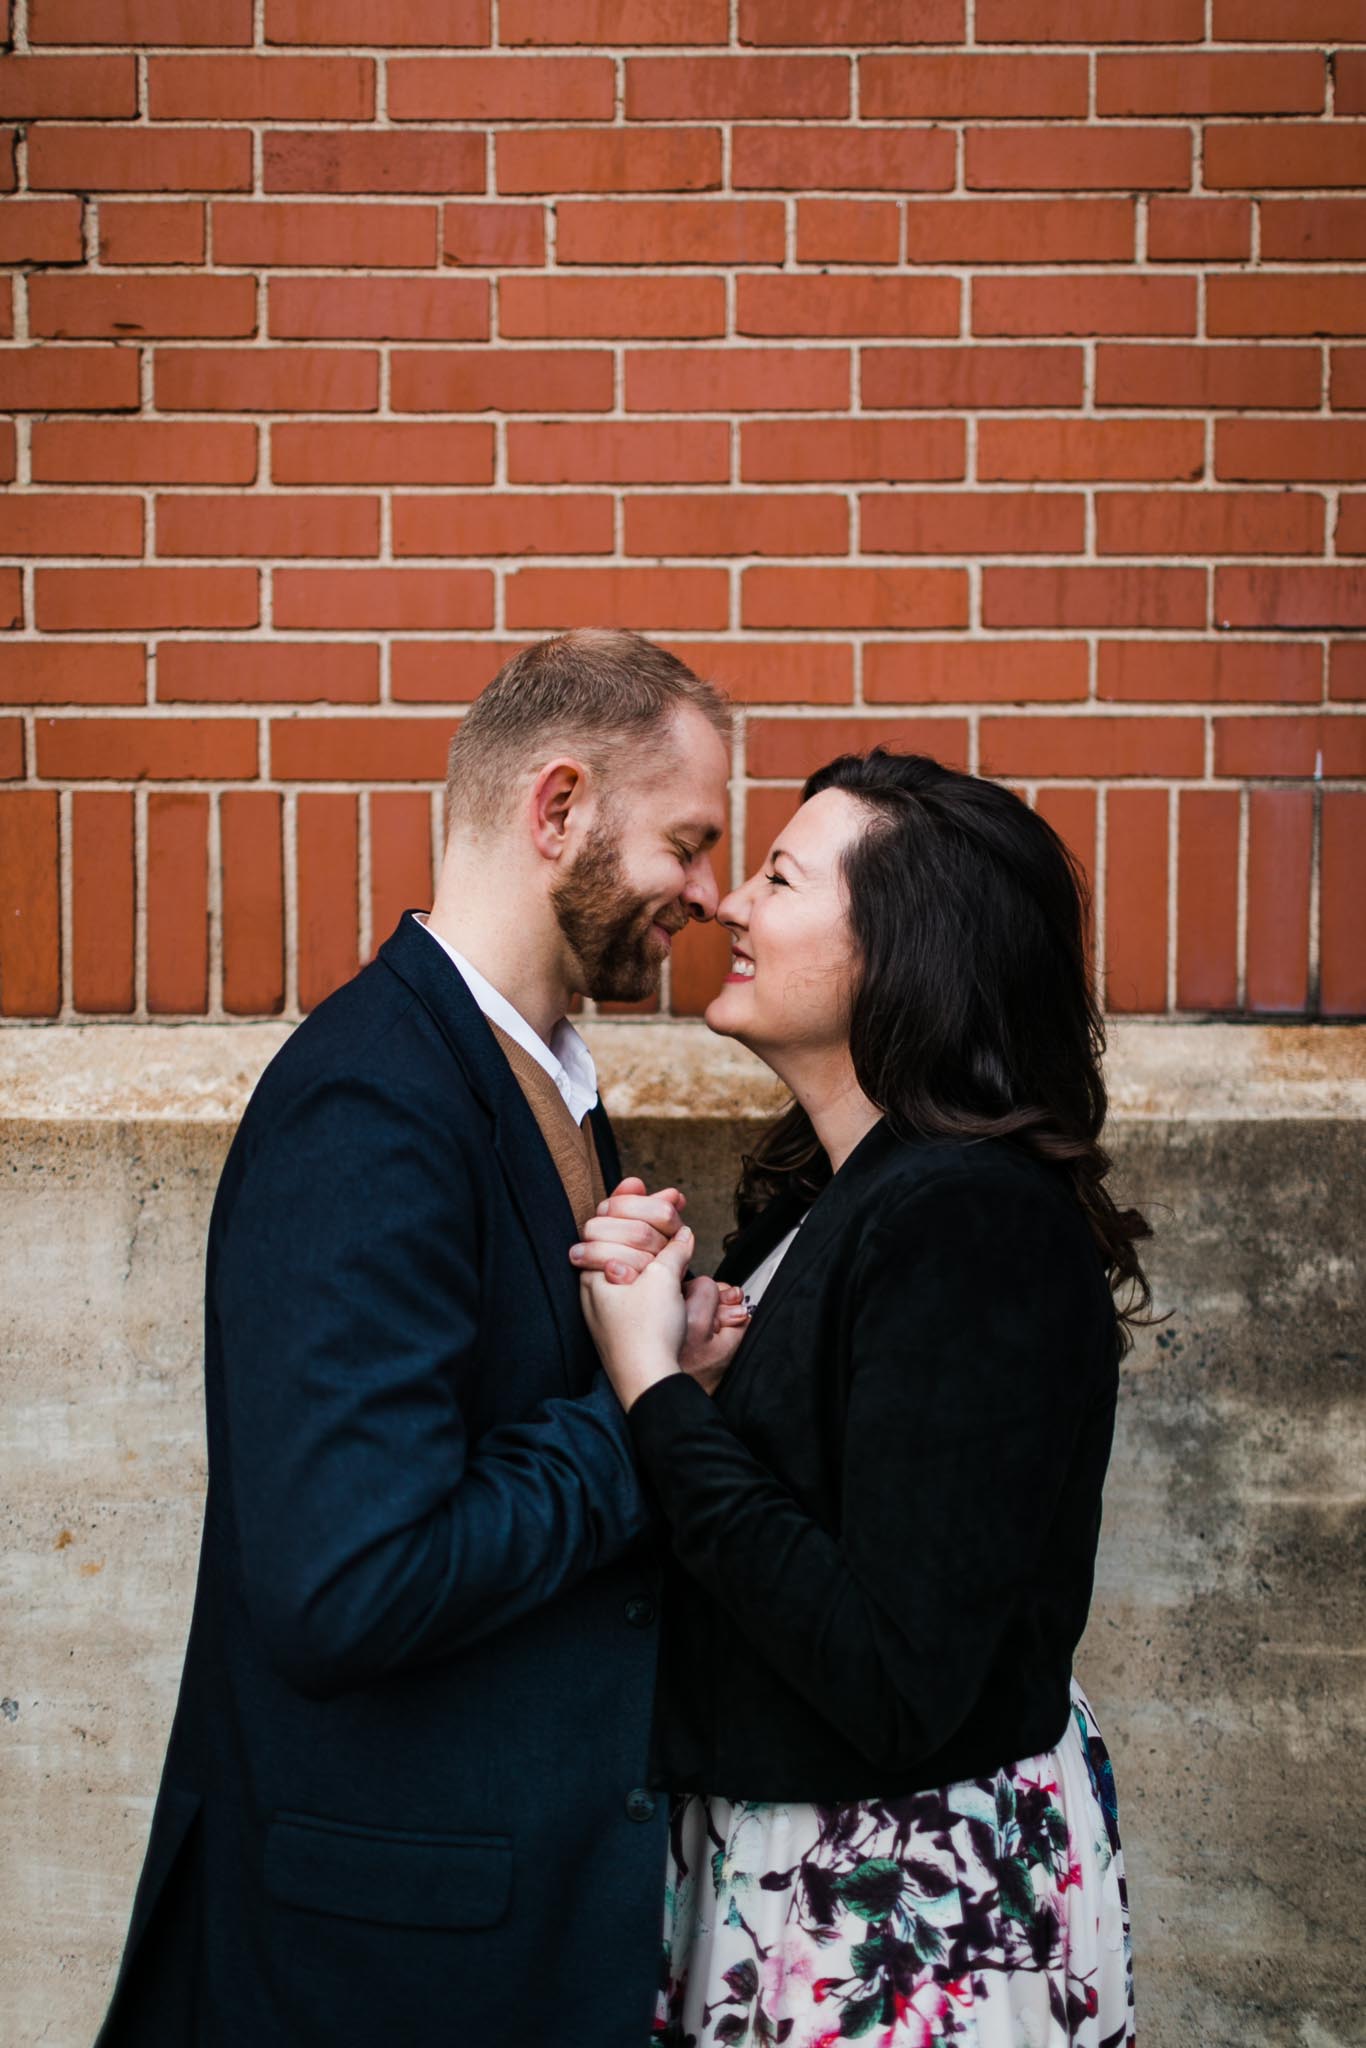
<box><xmin>770</xmin><ymin>1044</ymin><xmax>882</xmax><ymax>1176</ymax></box>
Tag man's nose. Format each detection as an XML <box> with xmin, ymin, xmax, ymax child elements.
<box><xmin>684</xmin><ymin>854</ymin><xmax>721</xmax><ymax>922</ymax></box>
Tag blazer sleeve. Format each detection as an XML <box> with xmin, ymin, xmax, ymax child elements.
<box><xmin>627</xmin><ymin>1167</ymin><xmax>1112</xmax><ymax>1772</ymax></box>
<box><xmin>215</xmin><ymin>1071</ymin><xmax>650</xmax><ymax>1701</ymax></box>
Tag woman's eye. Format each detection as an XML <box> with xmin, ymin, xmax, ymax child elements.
<box><xmin>764</xmin><ymin>870</ymin><xmax>788</xmax><ymax>887</ymax></box>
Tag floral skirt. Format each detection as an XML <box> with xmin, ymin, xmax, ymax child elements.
<box><xmin>653</xmin><ymin>1681</ymin><xmax>1134</xmax><ymax>2048</ymax></box>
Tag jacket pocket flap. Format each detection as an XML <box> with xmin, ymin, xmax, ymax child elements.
<box><xmin>265</xmin><ymin>1813</ymin><xmax>512</xmax><ymax>1930</ymax></box>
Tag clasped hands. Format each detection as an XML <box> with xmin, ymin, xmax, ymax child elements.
<box><xmin>569</xmin><ymin>1178</ymin><xmax>750</xmax><ymax>1412</ymax></box>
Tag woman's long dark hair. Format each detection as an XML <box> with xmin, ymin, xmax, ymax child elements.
<box><xmin>732</xmin><ymin>750</ymin><xmax>1154</xmax><ymax>1351</ymax></box>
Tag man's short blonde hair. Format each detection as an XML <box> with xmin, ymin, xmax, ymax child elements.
<box><xmin>445</xmin><ymin>628</ymin><xmax>732</xmax><ymax>830</ymax></box>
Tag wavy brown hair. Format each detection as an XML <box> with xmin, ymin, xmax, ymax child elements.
<box><xmin>732</xmin><ymin>750</ymin><xmax>1154</xmax><ymax>1352</ymax></box>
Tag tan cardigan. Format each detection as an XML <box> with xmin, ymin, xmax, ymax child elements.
<box><xmin>487</xmin><ymin>1020</ymin><xmax>608</xmax><ymax>1231</ymax></box>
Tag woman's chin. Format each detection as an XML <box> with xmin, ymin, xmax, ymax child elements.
<box><xmin>703</xmin><ymin>986</ymin><xmax>748</xmax><ymax>1038</ymax></box>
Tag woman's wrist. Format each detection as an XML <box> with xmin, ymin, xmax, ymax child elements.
<box><xmin>615</xmin><ymin>1346</ymin><xmax>682</xmax><ymax>1411</ymax></box>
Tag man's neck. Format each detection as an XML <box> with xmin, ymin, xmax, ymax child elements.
<box><xmin>426</xmin><ymin>843</ymin><xmax>575</xmax><ymax>1046</ymax></box>
<box><xmin>425</xmin><ymin>902</ymin><xmax>572</xmax><ymax>1048</ymax></box>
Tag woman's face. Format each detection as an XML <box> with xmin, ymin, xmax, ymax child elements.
<box><xmin>706</xmin><ymin>787</ymin><xmax>868</xmax><ymax>1061</ymax></box>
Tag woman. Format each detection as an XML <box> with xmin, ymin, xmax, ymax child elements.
<box><xmin>575</xmin><ymin>751</ymin><xmax>1147</xmax><ymax>2048</ymax></box>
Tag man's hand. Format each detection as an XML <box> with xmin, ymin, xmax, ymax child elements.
<box><xmin>569</xmin><ymin>1176</ymin><xmax>686</xmax><ymax>1281</ymax></box>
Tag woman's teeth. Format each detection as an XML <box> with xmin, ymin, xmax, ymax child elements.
<box><xmin>730</xmin><ymin>956</ymin><xmax>756</xmax><ymax>978</ymax></box>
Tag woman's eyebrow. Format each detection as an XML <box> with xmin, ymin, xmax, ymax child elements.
<box><xmin>770</xmin><ymin>845</ymin><xmax>809</xmax><ymax>875</ymax></box>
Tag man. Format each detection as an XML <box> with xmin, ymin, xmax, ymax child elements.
<box><xmin>96</xmin><ymin>630</ymin><xmax>732</xmax><ymax>2047</ymax></box>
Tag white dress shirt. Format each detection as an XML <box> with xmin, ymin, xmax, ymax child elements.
<box><xmin>414</xmin><ymin>913</ymin><xmax>600</xmax><ymax>1126</ymax></box>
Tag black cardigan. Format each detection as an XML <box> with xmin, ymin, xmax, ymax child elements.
<box><xmin>628</xmin><ymin>1120</ymin><xmax>1120</xmax><ymax>1801</ymax></box>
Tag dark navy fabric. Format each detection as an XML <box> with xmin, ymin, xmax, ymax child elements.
<box><xmin>96</xmin><ymin>914</ymin><xmax>667</xmax><ymax>2048</ymax></box>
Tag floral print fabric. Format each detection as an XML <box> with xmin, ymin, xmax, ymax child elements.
<box><xmin>653</xmin><ymin>1682</ymin><xmax>1134</xmax><ymax>2048</ymax></box>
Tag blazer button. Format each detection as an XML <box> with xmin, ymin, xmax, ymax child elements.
<box><xmin>625</xmin><ymin>1787</ymin><xmax>657</xmax><ymax>1824</ymax></box>
<box><xmin>624</xmin><ymin>1597</ymin><xmax>656</xmax><ymax>1628</ymax></box>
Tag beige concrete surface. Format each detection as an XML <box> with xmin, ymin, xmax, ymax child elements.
<box><xmin>2</xmin><ymin>1022</ymin><xmax>1363</xmax><ymax>2046</ymax></box>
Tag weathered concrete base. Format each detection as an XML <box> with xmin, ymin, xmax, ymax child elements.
<box><xmin>2</xmin><ymin>1025</ymin><xmax>1363</xmax><ymax>2047</ymax></box>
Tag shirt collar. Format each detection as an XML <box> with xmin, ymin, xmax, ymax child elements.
<box><xmin>413</xmin><ymin>914</ymin><xmax>599</xmax><ymax>1125</ymax></box>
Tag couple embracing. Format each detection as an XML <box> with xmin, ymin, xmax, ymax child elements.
<box><xmin>98</xmin><ymin>630</ymin><xmax>1143</xmax><ymax>2048</ymax></box>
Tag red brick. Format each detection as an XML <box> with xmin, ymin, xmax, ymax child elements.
<box><xmin>1033</xmin><ymin>785</ymin><xmax>1098</xmax><ymax>953</ymax></box>
<box><xmin>1097</xmin><ymin>51</ymin><xmax>1324</xmax><ymax>115</ymax></box>
<box><xmin>158</xmin><ymin>641</ymin><xmax>378</xmax><ymax>704</ymax></box>
<box><xmin>661</xmin><ymin>640</ymin><xmax>853</xmax><ymax>704</ymax></box>
<box><xmin>0</xmin><ymin>720</ymin><xmax>22</xmax><ymax>776</ymax></box>
<box><xmin>1147</xmin><ymin>197</ymin><xmax>1250</xmax><ymax>262</ymax></box>
<box><xmin>37</xmin><ymin>567</ymin><xmax>253</xmax><ymax>635</ymax></box>
<box><xmin>1330</xmin><ymin>642</ymin><xmax>1366</xmax><ymax>701</ymax></box>
<box><xmin>506</xmin><ymin>420</ymin><xmax>729</xmax><ymax>484</ymax></box>
<box><xmin>0</xmin><ymin>570</ymin><xmax>19</xmax><ymax>629</ymax></box>
<box><xmin>155</xmin><ymin>347</ymin><xmax>379</xmax><ymax>414</ymax></box>
<box><xmin>1175</xmin><ymin>789</ymin><xmax>1239</xmax><ymax>1012</ymax></box>
<box><xmin>499</xmin><ymin>275</ymin><xmax>725</xmax><ymax>339</ymax></box>
<box><xmin>0</xmin><ymin>493</ymin><xmax>142</xmax><ymax>557</ymax></box>
<box><xmin>737</xmin><ymin>275</ymin><xmax>959</xmax><ymax>338</ymax></box>
<box><xmin>392</xmin><ymin>54</ymin><xmax>609</xmax><ymax>119</ymax></box>
<box><xmin>32</xmin><ymin>420</ymin><xmax>257</xmax><ymax>484</ymax></box>
<box><xmin>1218</xmin><ymin>566</ymin><xmax>1366</xmax><ymax>633</ymax></box>
<box><xmin>626</xmin><ymin>347</ymin><xmax>847</xmax><ymax>413</ymax></box>
<box><xmin>862</xmin><ymin>490</ymin><xmax>1084</xmax><ymax>556</ymax></box>
<box><xmin>30</xmin><ymin>273</ymin><xmax>257</xmax><ymax>340</ymax></box>
<box><xmin>864</xmin><ymin>344</ymin><xmax>1081</xmax><ymax>410</ymax></box>
<box><xmin>36</xmin><ymin>714</ymin><xmax>258</xmax><ymax>779</ymax></box>
<box><xmin>1096</xmin><ymin>491</ymin><xmax>1323</xmax><ymax>558</ymax></box>
<box><xmin>903</xmin><ymin>197</ymin><xmax>1133</xmax><ymax>264</ymax></box>
<box><xmin>391</xmin><ymin>641</ymin><xmax>519</xmax><ymax>702</ymax></box>
<box><xmin>498</xmin><ymin>127</ymin><xmax>720</xmax><ymax>195</ymax></box>
<box><xmin>747</xmin><ymin>715</ymin><xmax>969</xmax><ymax>780</ymax></box>
<box><xmin>270</xmin><ymin>716</ymin><xmax>454</xmax><ymax>781</ymax></box>
<box><xmin>865</xmin><ymin>640</ymin><xmax>1089</xmax><ymax>704</ymax></box>
<box><xmin>974</xmin><ymin>274</ymin><xmax>1196</xmax><ymax>337</ymax></box>
<box><xmin>1213</xmin><ymin>0</ymin><xmax>1365</xmax><ymax>33</ymax></box>
<box><xmin>505</xmin><ymin>566</ymin><xmax>728</xmax><ymax>630</ymax></box>
<box><xmin>393</xmin><ymin>494</ymin><xmax>614</xmax><ymax>556</ymax></box>
<box><xmin>740</xmin><ymin>0</ymin><xmax>963</xmax><ymax>41</ymax></box>
<box><xmin>213</xmin><ymin>201</ymin><xmax>437</xmax><ymax>268</ymax></box>
<box><xmin>30</xmin><ymin>0</ymin><xmax>252</xmax><ymax>42</ymax></box>
<box><xmin>979</xmin><ymin>418</ymin><xmax>1204</xmax><ymax>483</ymax></box>
<box><xmin>296</xmin><ymin>792</ymin><xmax>359</xmax><ymax>1011</ymax></box>
<box><xmin>1338</xmin><ymin>495</ymin><xmax>1366</xmax><ymax>554</ymax></box>
<box><xmin>502</xmin><ymin>0</ymin><xmax>726</xmax><ymax>41</ymax></box>
<box><xmin>1099</xmin><ymin>640</ymin><xmax>1322</xmax><ymax>705</ymax></box>
<box><xmin>1215</xmin><ymin>713</ymin><xmax>1366</xmax><ymax>778</ymax></box>
<box><xmin>268</xmin><ymin>276</ymin><xmax>489</xmax><ymax>342</ymax></box>
<box><xmin>0</xmin><ymin>792</ymin><xmax>60</xmax><ymax>1017</ymax></box>
<box><xmin>1097</xmin><ymin>344</ymin><xmax>1320</xmax><ymax>411</ymax></box>
<box><xmin>1104</xmin><ymin>788</ymin><xmax>1169</xmax><ymax>1015</ymax></box>
<box><xmin>370</xmin><ymin>791</ymin><xmax>434</xmax><ymax>942</ymax></box>
<box><xmin>557</xmin><ymin>197</ymin><xmax>783</xmax><ymax>265</ymax></box>
<box><xmin>147</xmin><ymin>793</ymin><xmax>208</xmax><ymax>1013</ymax></box>
<box><xmin>220</xmin><ymin>789</ymin><xmax>284</xmax><ymax>1016</ymax></box>
<box><xmin>733</xmin><ymin>125</ymin><xmax>954</xmax><ymax>192</ymax></box>
<box><xmin>984</xmin><ymin>567</ymin><xmax>1206</xmax><ymax>632</ymax></box>
<box><xmin>265</xmin><ymin>130</ymin><xmax>484</xmax><ymax>196</ymax></box>
<box><xmin>265</xmin><ymin>0</ymin><xmax>488</xmax><ymax>44</ymax></box>
<box><xmin>0</xmin><ymin>53</ymin><xmax>136</xmax><ymax>115</ymax></box>
<box><xmin>796</xmin><ymin>199</ymin><xmax>899</xmax><ymax>264</ymax></box>
<box><xmin>148</xmin><ymin>53</ymin><xmax>373</xmax><ymax>118</ymax></box>
<box><xmin>632</xmin><ymin>53</ymin><xmax>847</xmax><ymax>119</ymax></box>
<box><xmin>443</xmin><ymin>202</ymin><xmax>544</xmax><ymax>267</ymax></box>
<box><xmin>272</xmin><ymin>421</ymin><xmax>493</xmax><ymax>485</ymax></box>
<box><xmin>1338</xmin><ymin>53</ymin><xmax>1366</xmax><ymax>116</ymax></box>
<box><xmin>274</xmin><ymin>570</ymin><xmax>492</xmax><ymax>632</ymax></box>
<box><xmin>1333</xmin><ymin>349</ymin><xmax>1366</xmax><ymax>409</ymax></box>
<box><xmin>98</xmin><ymin>200</ymin><xmax>205</xmax><ymax>265</ymax></box>
<box><xmin>391</xmin><ymin>348</ymin><xmax>611</xmax><ymax>414</ymax></box>
<box><xmin>863</xmin><ymin>52</ymin><xmax>1085</xmax><ymax>118</ymax></box>
<box><xmin>1320</xmin><ymin>792</ymin><xmax>1366</xmax><ymax>1015</ymax></box>
<box><xmin>1245</xmin><ymin>789</ymin><xmax>1310</xmax><ymax>1015</ymax></box>
<box><xmin>625</xmin><ymin>493</ymin><xmax>848</xmax><ymax>557</ymax></box>
<box><xmin>967</xmin><ymin>126</ymin><xmax>1190</xmax><ymax>191</ymax></box>
<box><xmin>744</xmin><ymin>784</ymin><xmax>802</xmax><ymax>874</ymax></box>
<box><xmin>742</xmin><ymin>418</ymin><xmax>965</xmax><ymax>482</ymax></box>
<box><xmin>1206</xmin><ymin>124</ymin><xmax>1366</xmax><ymax>191</ymax></box>
<box><xmin>0</xmin><ymin>348</ymin><xmax>139</xmax><ymax>413</ymax></box>
<box><xmin>1217</xmin><ymin>420</ymin><xmax>1366</xmax><ymax>483</ymax></box>
<box><xmin>0</xmin><ymin>198</ymin><xmax>82</xmax><ymax>262</ymax></box>
<box><xmin>0</xmin><ymin>423</ymin><xmax>13</xmax><ymax>486</ymax></box>
<box><xmin>0</xmin><ymin>643</ymin><xmax>146</xmax><ymax>705</ymax></box>
<box><xmin>28</xmin><ymin>126</ymin><xmax>251</xmax><ymax>194</ymax></box>
<box><xmin>1260</xmin><ymin>201</ymin><xmax>1366</xmax><ymax>263</ymax></box>
<box><xmin>743</xmin><ymin>567</ymin><xmax>966</xmax><ymax>631</ymax></box>
<box><xmin>1209</xmin><ymin>275</ymin><xmax>1366</xmax><ymax>337</ymax></box>
<box><xmin>156</xmin><ymin>494</ymin><xmax>379</xmax><ymax>559</ymax></box>
<box><xmin>978</xmin><ymin>0</ymin><xmax>1202</xmax><ymax>37</ymax></box>
<box><xmin>71</xmin><ymin>791</ymin><xmax>134</xmax><ymax>1012</ymax></box>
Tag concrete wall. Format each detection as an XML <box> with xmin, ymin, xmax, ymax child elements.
<box><xmin>2</xmin><ymin>1022</ymin><xmax>1363</xmax><ymax>2048</ymax></box>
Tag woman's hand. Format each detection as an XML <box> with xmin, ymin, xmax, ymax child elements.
<box><xmin>680</xmin><ymin>1276</ymin><xmax>750</xmax><ymax>1395</ymax></box>
<box><xmin>568</xmin><ymin>1176</ymin><xmax>686</xmax><ymax>1281</ymax></box>
<box><xmin>579</xmin><ymin>1227</ymin><xmax>695</xmax><ymax>1411</ymax></box>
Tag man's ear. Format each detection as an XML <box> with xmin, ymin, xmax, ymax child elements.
<box><xmin>529</xmin><ymin>757</ymin><xmax>588</xmax><ymax>863</ymax></box>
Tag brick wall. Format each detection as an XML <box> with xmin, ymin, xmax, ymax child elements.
<box><xmin>1</xmin><ymin>0</ymin><xmax>1363</xmax><ymax>1027</ymax></box>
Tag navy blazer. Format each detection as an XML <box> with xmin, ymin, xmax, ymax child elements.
<box><xmin>97</xmin><ymin>914</ymin><xmax>668</xmax><ymax>2048</ymax></box>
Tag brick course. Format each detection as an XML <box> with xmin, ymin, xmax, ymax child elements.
<box><xmin>1</xmin><ymin>3</ymin><xmax>1362</xmax><ymax>1021</ymax></box>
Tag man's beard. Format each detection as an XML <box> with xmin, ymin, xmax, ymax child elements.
<box><xmin>551</xmin><ymin>819</ymin><xmax>687</xmax><ymax>1003</ymax></box>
